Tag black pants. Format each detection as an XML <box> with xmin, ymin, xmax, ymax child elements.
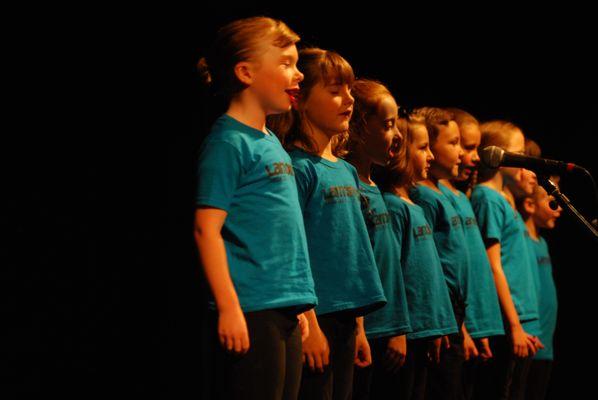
<box><xmin>462</xmin><ymin>353</ymin><xmax>481</xmax><ymax>400</ymax></box>
<box><xmin>298</xmin><ymin>313</ymin><xmax>357</xmax><ymax>400</ymax></box>
<box><xmin>353</xmin><ymin>336</ymin><xmax>430</xmax><ymax>400</ymax></box>
<box><xmin>425</xmin><ymin>332</ymin><xmax>465</xmax><ymax>400</ymax></box>
<box><xmin>474</xmin><ymin>335</ymin><xmax>533</xmax><ymax>400</ymax></box>
<box><xmin>525</xmin><ymin>360</ymin><xmax>553</xmax><ymax>400</ymax></box>
<box><xmin>426</xmin><ymin>302</ymin><xmax>466</xmax><ymax>400</ymax></box>
<box><xmin>207</xmin><ymin>308</ymin><xmax>303</xmax><ymax>400</ymax></box>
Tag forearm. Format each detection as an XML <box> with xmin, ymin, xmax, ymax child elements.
<box><xmin>304</xmin><ymin>309</ymin><xmax>322</xmax><ymax>332</ymax></box>
<box><xmin>488</xmin><ymin>254</ymin><xmax>521</xmax><ymax>330</ymax></box>
<box><xmin>195</xmin><ymin>230</ymin><xmax>241</xmax><ymax>313</ymax></box>
<box><xmin>356</xmin><ymin>316</ymin><xmax>365</xmax><ymax>335</ymax></box>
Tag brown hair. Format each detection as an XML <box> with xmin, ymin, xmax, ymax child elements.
<box><xmin>339</xmin><ymin>79</ymin><xmax>395</xmax><ymax>158</ymax></box>
<box><xmin>445</xmin><ymin>108</ymin><xmax>480</xmax><ymax>194</ymax></box>
<box><xmin>478</xmin><ymin>120</ymin><xmax>523</xmax><ymax>182</ymax></box>
<box><xmin>445</xmin><ymin>107</ymin><xmax>479</xmax><ymax>129</ymax></box>
<box><xmin>267</xmin><ymin>47</ymin><xmax>355</xmax><ymax>153</ymax></box>
<box><xmin>373</xmin><ymin>113</ymin><xmax>423</xmax><ymax>192</ymax></box>
<box><xmin>412</xmin><ymin>107</ymin><xmax>455</xmax><ymax>144</ymax></box>
<box><xmin>525</xmin><ymin>137</ymin><xmax>542</xmax><ymax>157</ymax></box>
<box><xmin>197</xmin><ymin>17</ymin><xmax>300</xmax><ymax>102</ymax></box>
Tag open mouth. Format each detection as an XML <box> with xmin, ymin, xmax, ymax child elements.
<box><xmin>285</xmin><ymin>88</ymin><xmax>300</xmax><ymax>103</ymax></box>
<box><xmin>339</xmin><ymin>110</ymin><xmax>352</xmax><ymax>118</ymax></box>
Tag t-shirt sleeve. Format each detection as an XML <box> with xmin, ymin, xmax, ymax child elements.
<box><xmin>418</xmin><ymin>198</ymin><xmax>439</xmax><ymax>228</ymax></box>
<box><xmin>473</xmin><ymin>199</ymin><xmax>503</xmax><ymax>242</ymax></box>
<box><xmin>292</xmin><ymin>162</ymin><xmax>313</xmax><ymax>212</ymax></box>
<box><xmin>196</xmin><ymin>140</ymin><xmax>243</xmax><ymax>211</ymax></box>
<box><xmin>389</xmin><ymin>205</ymin><xmax>407</xmax><ymax>249</ymax></box>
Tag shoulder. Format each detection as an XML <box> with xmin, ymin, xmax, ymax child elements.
<box><xmin>383</xmin><ymin>192</ymin><xmax>408</xmax><ymax>213</ymax></box>
<box><xmin>471</xmin><ymin>186</ymin><xmax>505</xmax><ymax>208</ymax></box>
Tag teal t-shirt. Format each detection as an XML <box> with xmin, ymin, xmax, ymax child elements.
<box><xmin>383</xmin><ymin>192</ymin><xmax>458</xmax><ymax>339</ymax></box>
<box><xmin>527</xmin><ymin>236</ymin><xmax>557</xmax><ymax>360</ymax></box>
<box><xmin>359</xmin><ymin>182</ymin><xmax>411</xmax><ymax>339</ymax></box>
<box><xmin>195</xmin><ymin>114</ymin><xmax>317</xmax><ymax>313</ymax></box>
<box><xmin>470</xmin><ymin>185</ymin><xmax>539</xmax><ymax>324</ymax></box>
<box><xmin>519</xmin><ymin>215</ymin><xmax>541</xmax><ymax>336</ymax></box>
<box><xmin>290</xmin><ymin>148</ymin><xmax>386</xmax><ymax>316</ymax></box>
<box><xmin>410</xmin><ymin>184</ymin><xmax>470</xmax><ymax>310</ymax></box>
<box><xmin>439</xmin><ymin>183</ymin><xmax>504</xmax><ymax>339</ymax></box>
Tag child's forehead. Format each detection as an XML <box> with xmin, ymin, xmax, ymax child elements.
<box><xmin>411</xmin><ymin>124</ymin><xmax>428</xmax><ymax>140</ymax></box>
<box><xmin>438</xmin><ymin>120</ymin><xmax>460</xmax><ymax>136</ymax></box>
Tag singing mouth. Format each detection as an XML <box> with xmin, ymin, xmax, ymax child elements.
<box><xmin>285</xmin><ymin>87</ymin><xmax>300</xmax><ymax>103</ymax></box>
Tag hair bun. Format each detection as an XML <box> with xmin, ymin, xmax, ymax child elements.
<box><xmin>197</xmin><ymin>57</ymin><xmax>212</xmax><ymax>86</ymax></box>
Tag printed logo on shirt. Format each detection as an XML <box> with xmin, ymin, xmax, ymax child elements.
<box><xmin>265</xmin><ymin>162</ymin><xmax>295</xmax><ymax>179</ymax></box>
<box><xmin>322</xmin><ymin>185</ymin><xmax>359</xmax><ymax>204</ymax></box>
<box><xmin>464</xmin><ymin>216</ymin><xmax>478</xmax><ymax>228</ymax></box>
<box><xmin>369</xmin><ymin>211</ymin><xmax>391</xmax><ymax>228</ymax></box>
<box><xmin>413</xmin><ymin>224</ymin><xmax>433</xmax><ymax>240</ymax></box>
<box><xmin>537</xmin><ymin>256</ymin><xmax>551</xmax><ymax>266</ymax></box>
<box><xmin>450</xmin><ymin>215</ymin><xmax>462</xmax><ymax>228</ymax></box>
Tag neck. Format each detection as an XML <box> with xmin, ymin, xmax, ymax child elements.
<box><xmin>347</xmin><ymin>147</ymin><xmax>373</xmax><ymax>184</ymax></box>
<box><xmin>300</xmin><ymin>119</ymin><xmax>337</xmax><ymax>160</ymax></box>
<box><xmin>525</xmin><ymin>217</ymin><xmax>539</xmax><ymax>240</ymax></box>
<box><xmin>226</xmin><ymin>93</ymin><xmax>268</xmax><ymax>134</ymax></box>
<box><xmin>424</xmin><ymin>175</ymin><xmax>440</xmax><ymax>187</ymax></box>
<box><xmin>439</xmin><ymin>179</ymin><xmax>458</xmax><ymax>193</ymax></box>
<box><xmin>394</xmin><ymin>185</ymin><xmax>411</xmax><ymax>199</ymax></box>
<box><xmin>481</xmin><ymin>171</ymin><xmax>504</xmax><ymax>192</ymax></box>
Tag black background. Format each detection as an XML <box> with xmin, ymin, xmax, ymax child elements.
<box><xmin>7</xmin><ymin>5</ymin><xmax>597</xmax><ymax>398</ymax></box>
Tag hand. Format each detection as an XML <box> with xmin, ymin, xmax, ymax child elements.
<box><xmin>297</xmin><ymin>313</ymin><xmax>309</xmax><ymax>342</ymax></box>
<box><xmin>218</xmin><ymin>306</ymin><xmax>250</xmax><ymax>354</ymax></box>
<box><xmin>354</xmin><ymin>328</ymin><xmax>372</xmax><ymax>368</ymax></box>
<box><xmin>531</xmin><ymin>336</ymin><xmax>545</xmax><ymax>351</ymax></box>
<box><xmin>463</xmin><ymin>333</ymin><xmax>479</xmax><ymax>361</ymax></box>
<box><xmin>442</xmin><ymin>335</ymin><xmax>451</xmax><ymax>350</ymax></box>
<box><xmin>427</xmin><ymin>337</ymin><xmax>443</xmax><ymax>364</ymax></box>
<box><xmin>302</xmin><ymin>325</ymin><xmax>330</xmax><ymax>372</ymax></box>
<box><xmin>509</xmin><ymin>325</ymin><xmax>536</xmax><ymax>358</ymax></box>
<box><xmin>476</xmin><ymin>338</ymin><xmax>493</xmax><ymax>361</ymax></box>
<box><xmin>383</xmin><ymin>335</ymin><xmax>407</xmax><ymax>373</ymax></box>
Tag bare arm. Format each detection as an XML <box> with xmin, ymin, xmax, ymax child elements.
<box><xmin>194</xmin><ymin>207</ymin><xmax>249</xmax><ymax>354</ymax></box>
<box><xmin>486</xmin><ymin>241</ymin><xmax>535</xmax><ymax>357</ymax></box>
<box><xmin>301</xmin><ymin>309</ymin><xmax>330</xmax><ymax>372</ymax></box>
<box><xmin>354</xmin><ymin>317</ymin><xmax>372</xmax><ymax>367</ymax></box>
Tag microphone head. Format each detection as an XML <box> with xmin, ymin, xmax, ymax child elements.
<box><xmin>480</xmin><ymin>146</ymin><xmax>505</xmax><ymax>169</ymax></box>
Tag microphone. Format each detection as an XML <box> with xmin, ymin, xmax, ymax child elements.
<box><xmin>480</xmin><ymin>146</ymin><xmax>584</xmax><ymax>175</ymax></box>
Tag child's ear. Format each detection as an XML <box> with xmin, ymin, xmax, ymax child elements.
<box><xmin>233</xmin><ymin>61</ymin><xmax>255</xmax><ymax>86</ymax></box>
<box><xmin>523</xmin><ymin>197</ymin><xmax>536</xmax><ymax>215</ymax></box>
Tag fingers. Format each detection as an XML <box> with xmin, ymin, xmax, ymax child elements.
<box><xmin>306</xmin><ymin>353</ymin><xmax>316</xmax><ymax>371</ymax></box>
<box><xmin>314</xmin><ymin>353</ymin><xmax>325</xmax><ymax>372</ymax></box>
<box><xmin>443</xmin><ymin>336</ymin><xmax>451</xmax><ymax>349</ymax></box>
<box><xmin>233</xmin><ymin>336</ymin><xmax>242</xmax><ymax>353</ymax></box>
<box><xmin>226</xmin><ymin>335</ymin><xmax>234</xmax><ymax>352</ymax></box>
<box><xmin>534</xmin><ymin>337</ymin><xmax>545</xmax><ymax>349</ymax></box>
<box><xmin>434</xmin><ymin>344</ymin><xmax>441</xmax><ymax>364</ymax></box>
<box><xmin>241</xmin><ymin>332</ymin><xmax>250</xmax><ymax>353</ymax></box>
<box><xmin>526</xmin><ymin>340</ymin><xmax>537</xmax><ymax>356</ymax></box>
<box><xmin>323</xmin><ymin>347</ymin><xmax>330</xmax><ymax>367</ymax></box>
<box><xmin>398</xmin><ymin>353</ymin><xmax>407</xmax><ymax>368</ymax></box>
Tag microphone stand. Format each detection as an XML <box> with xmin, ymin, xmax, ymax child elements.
<box><xmin>537</xmin><ymin>175</ymin><xmax>598</xmax><ymax>242</ymax></box>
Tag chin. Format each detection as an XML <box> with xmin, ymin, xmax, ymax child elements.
<box><xmin>459</xmin><ymin>170</ymin><xmax>471</xmax><ymax>179</ymax></box>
